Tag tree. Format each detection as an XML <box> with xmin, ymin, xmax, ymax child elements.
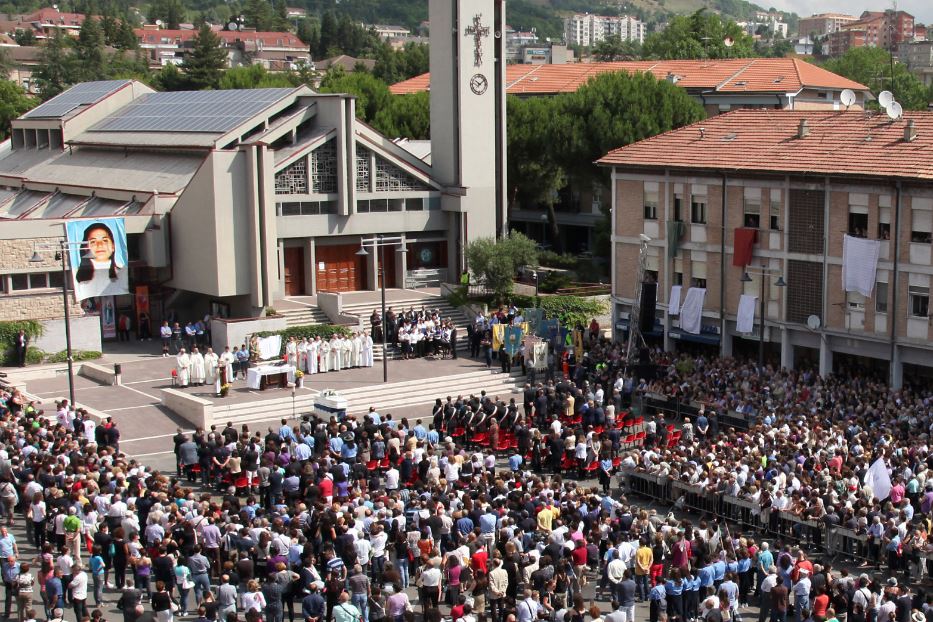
<box><xmin>182</xmin><ymin>24</ymin><xmax>227</xmax><ymax>90</ymax></box>
<box><xmin>822</xmin><ymin>47</ymin><xmax>933</xmax><ymax>111</ymax></box>
<box><xmin>318</xmin><ymin>68</ymin><xmax>390</xmax><ymax>122</ymax></box>
<box><xmin>373</xmin><ymin>41</ymin><xmax>429</xmax><ymax>84</ymax></box>
<box><xmin>507</xmin><ymin>95</ymin><xmax>567</xmax><ymax>249</ymax></box>
<box><xmin>149</xmin><ymin>0</ymin><xmax>184</xmax><ymax>30</ymax></box>
<box><xmin>592</xmin><ymin>36</ymin><xmax>641</xmax><ymax>62</ymax></box>
<box><xmin>642</xmin><ymin>10</ymin><xmax>754</xmax><ymax>59</ymax></box>
<box><xmin>150</xmin><ymin>62</ymin><xmax>189</xmax><ymax>91</ymax></box>
<box><xmin>113</xmin><ymin>19</ymin><xmax>139</xmax><ymax>50</ymax></box>
<box><xmin>0</xmin><ymin>80</ymin><xmax>31</xmax><ymax>139</ymax></box>
<box><xmin>14</xmin><ymin>29</ymin><xmax>36</xmax><ymax>46</ymax></box>
<box><xmin>219</xmin><ymin>64</ymin><xmax>297</xmax><ymax>89</ymax></box>
<box><xmin>243</xmin><ymin>0</ymin><xmax>275</xmax><ymax>31</ymax></box>
<box><xmin>34</xmin><ymin>31</ymin><xmax>73</xmax><ymax>100</ymax></box>
<box><xmin>75</xmin><ymin>16</ymin><xmax>107</xmax><ymax>82</ymax></box>
<box><xmin>465</xmin><ymin>231</ymin><xmax>539</xmax><ymax>301</ymax></box>
<box><xmin>296</xmin><ymin>18</ymin><xmax>319</xmax><ymax>49</ymax></box>
<box><xmin>372</xmin><ymin>91</ymin><xmax>429</xmax><ymax>139</ymax></box>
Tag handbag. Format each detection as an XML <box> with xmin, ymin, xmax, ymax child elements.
<box><xmin>182</xmin><ymin>580</ymin><xmax>195</xmax><ymax>590</ymax></box>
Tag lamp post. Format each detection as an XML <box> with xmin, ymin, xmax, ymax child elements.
<box><xmin>740</xmin><ymin>266</ymin><xmax>786</xmax><ymax>369</ymax></box>
<box><xmin>356</xmin><ymin>235</ymin><xmax>406</xmax><ymax>383</ymax></box>
<box><xmin>31</xmin><ymin>238</ymin><xmax>88</xmax><ymax>406</ymax></box>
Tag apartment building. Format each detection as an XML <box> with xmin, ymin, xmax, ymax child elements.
<box><xmin>797</xmin><ymin>12</ymin><xmax>858</xmax><ymax>37</ymax></box>
<box><xmin>900</xmin><ymin>40</ymin><xmax>933</xmax><ymax>86</ymax></box>
<box><xmin>563</xmin><ymin>13</ymin><xmax>645</xmax><ymax>47</ymax></box>
<box><xmin>828</xmin><ymin>10</ymin><xmax>915</xmax><ymax>56</ymax></box>
<box><xmin>599</xmin><ymin>109</ymin><xmax>933</xmax><ymax>388</ymax></box>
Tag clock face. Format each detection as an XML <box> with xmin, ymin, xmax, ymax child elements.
<box><xmin>419</xmin><ymin>247</ymin><xmax>433</xmax><ymax>264</ymax></box>
<box><xmin>470</xmin><ymin>73</ymin><xmax>488</xmax><ymax>95</ymax></box>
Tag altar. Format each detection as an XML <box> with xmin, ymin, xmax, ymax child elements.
<box><xmin>247</xmin><ymin>365</ymin><xmax>296</xmax><ymax>390</ymax></box>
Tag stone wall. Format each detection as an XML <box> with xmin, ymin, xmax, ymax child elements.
<box><xmin>0</xmin><ymin>237</ymin><xmax>84</xmax><ymax>322</ymax></box>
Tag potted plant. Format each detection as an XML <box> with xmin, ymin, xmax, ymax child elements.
<box><xmin>294</xmin><ymin>369</ymin><xmax>304</xmax><ymax>388</ymax></box>
<box><xmin>219</xmin><ymin>383</ymin><xmax>231</xmax><ymax>397</ymax></box>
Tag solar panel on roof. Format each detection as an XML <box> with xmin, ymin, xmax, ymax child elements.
<box><xmin>23</xmin><ymin>80</ymin><xmax>131</xmax><ymax>119</ymax></box>
<box><xmin>91</xmin><ymin>88</ymin><xmax>294</xmax><ymax>134</ymax></box>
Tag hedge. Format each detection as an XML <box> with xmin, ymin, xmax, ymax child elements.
<box><xmin>45</xmin><ymin>350</ymin><xmax>103</xmax><ymax>364</ymax></box>
<box><xmin>3</xmin><ymin>347</ymin><xmax>102</xmax><ymax>366</ymax></box>
<box><xmin>253</xmin><ymin>324</ymin><xmax>353</xmax><ymax>355</ymax></box>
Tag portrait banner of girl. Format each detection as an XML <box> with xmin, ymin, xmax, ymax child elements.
<box><xmin>65</xmin><ymin>218</ymin><xmax>129</xmax><ymax>301</ymax></box>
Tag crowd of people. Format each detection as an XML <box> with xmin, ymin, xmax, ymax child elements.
<box><xmin>0</xmin><ymin>328</ymin><xmax>932</xmax><ymax>622</ymax></box>
<box><xmin>370</xmin><ymin>307</ymin><xmax>460</xmax><ymax>360</ymax></box>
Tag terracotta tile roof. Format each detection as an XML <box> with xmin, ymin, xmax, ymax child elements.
<box><xmin>597</xmin><ymin>109</ymin><xmax>933</xmax><ymax>181</ymax></box>
<box><xmin>389</xmin><ymin>58</ymin><xmax>868</xmax><ymax>95</ymax></box>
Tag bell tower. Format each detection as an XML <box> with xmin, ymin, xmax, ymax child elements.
<box><xmin>429</xmin><ymin>0</ymin><xmax>507</xmax><ymax>271</ymax></box>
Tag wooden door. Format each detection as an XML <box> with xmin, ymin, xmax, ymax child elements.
<box><xmin>283</xmin><ymin>247</ymin><xmax>305</xmax><ymax>296</ymax></box>
<box><xmin>379</xmin><ymin>244</ymin><xmax>397</xmax><ymax>288</ymax></box>
<box><xmin>315</xmin><ymin>244</ymin><xmax>363</xmax><ymax>292</ymax></box>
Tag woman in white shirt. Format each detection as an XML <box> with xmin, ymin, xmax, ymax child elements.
<box><xmin>28</xmin><ymin>494</ymin><xmax>46</xmax><ymax>550</ymax></box>
<box><xmin>240</xmin><ymin>580</ymin><xmax>266</xmax><ymax>612</ymax></box>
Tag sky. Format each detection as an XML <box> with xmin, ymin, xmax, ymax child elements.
<box><xmin>764</xmin><ymin>0</ymin><xmax>933</xmax><ymax>23</ymax></box>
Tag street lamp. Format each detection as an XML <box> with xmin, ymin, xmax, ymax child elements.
<box><xmin>30</xmin><ymin>238</ymin><xmax>89</xmax><ymax>406</ymax></box>
<box><xmin>356</xmin><ymin>235</ymin><xmax>407</xmax><ymax>383</ymax></box>
<box><xmin>740</xmin><ymin>267</ymin><xmax>786</xmax><ymax>369</ymax></box>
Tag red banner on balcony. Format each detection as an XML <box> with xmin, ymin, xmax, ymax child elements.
<box><xmin>732</xmin><ymin>228</ymin><xmax>758</xmax><ymax>267</ymax></box>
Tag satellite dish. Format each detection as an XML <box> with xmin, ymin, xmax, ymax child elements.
<box><xmin>155</xmin><ymin>19</ymin><xmax>162</xmax><ymax>26</ymax></box>
<box><xmin>886</xmin><ymin>101</ymin><xmax>903</xmax><ymax>120</ymax></box>
<box><xmin>878</xmin><ymin>90</ymin><xmax>894</xmax><ymax>108</ymax></box>
<box><xmin>840</xmin><ymin>89</ymin><xmax>856</xmax><ymax>107</ymax></box>
<box><xmin>806</xmin><ymin>315</ymin><xmax>821</xmax><ymax>331</ymax></box>
<box><xmin>723</xmin><ymin>36</ymin><xmax>734</xmax><ymax>47</ymax></box>
<box><xmin>228</xmin><ymin>21</ymin><xmax>238</xmax><ymax>31</ymax></box>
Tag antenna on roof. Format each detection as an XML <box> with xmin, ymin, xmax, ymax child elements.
<box><xmin>878</xmin><ymin>90</ymin><xmax>894</xmax><ymax>108</ymax></box>
<box><xmin>840</xmin><ymin>89</ymin><xmax>856</xmax><ymax>109</ymax></box>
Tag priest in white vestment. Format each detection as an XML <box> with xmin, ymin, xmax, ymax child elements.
<box><xmin>176</xmin><ymin>349</ymin><xmax>191</xmax><ymax>387</ymax></box>
<box><xmin>351</xmin><ymin>333</ymin><xmax>362</xmax><ymax>368</ymax></box>
<box><xmin>286</xmin><ymin>337</ymin><xmax>298</xmax><ymax>367</ymax></box>
<box><xmin>362</xmin><ymin>332</ymin><xmax>374</xmax><ymax>367</ymax></box>
<box><xmin>308</xmin><ymin>337</ymin><xmax>319</xmax><ymax>374</ymax></box>
<box><xmin>319</xmin><ymin>339</ymin><xmax>330</xmax><ymax>373</ymax></box>
<box><xmin>190</xmin><ymin>347</ymin><xmax>206</xmax><ymax>385</ymax></box>
<box><xmin>204</xmin><ymin>347</ymin><xmax>220</xmax><ymax>385</ymax></box>
<box><xmin>219</xmin><ymin>346</ymin><xmax>235</xmax><ymax>384</ymax></box>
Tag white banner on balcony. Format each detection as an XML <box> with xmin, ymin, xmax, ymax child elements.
<box><xmin>737</xmin><ymin>295</ymin><xmax>757</xmax><ymax>334</ymax></box>
<box><xmin>679</xmin><ymin>287</ymin><xmax>706</xmax><ymax>335</ymax></box>
<box><xmin>842</xmin><ymin>234</ymin><xmax>881</xmax><ymax>297</ymax></box>
<box><xmin>669</xmin><ymin>285</ymin><xmax>682</xmax><ymax>316</ymax></box>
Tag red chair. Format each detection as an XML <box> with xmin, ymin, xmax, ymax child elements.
<box><xmin>612</xmin><ymin>456</ymin><xmax>622</xmax><ymax>468</ymax></box>
<box><xmin>379</xmin><ymin>457</ymin><xmax>390</xmax><ymax>469</ymax></box>
<box><xmin>592</xmin><ymin>425</ymin><xmax>605</xmax><ymax>435</ymax></box>
<box><xmin>583</xmin><ymin>461</ymin><xmax>599</xmax><ymax>473</ymax></box>
<box><xmin>366</xmin><ymin>459</ymin><xmax>379</xmax><ymax>471</ymax></box>
<box><xmin>190</xmin><ymin>464</ymin><xmax>202</xmax><ymax>473</ymax></box>
<box><xmin>560</xmin><ymin>455</ymin><xmax>577</xmax><ymax>471</ymax></box>
<box><xmin>470</xmin><ymin>432</ymin><xmax>488</xmax><ymax>446</ymax></box>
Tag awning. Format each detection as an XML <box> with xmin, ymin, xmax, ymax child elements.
<box><xmin>669</xmin><ymin>328</ymin><xmax>721</xmax><ymax>345</ymax></box>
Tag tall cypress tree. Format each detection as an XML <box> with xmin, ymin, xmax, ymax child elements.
<box><xmin>34</xmin><ymin>31</ymin><xmax>73</xmax><ymax>99</ymax></box>
<box><xmin>182</xmin><ymin>24</ymin><xmax>227</xmax><ymax>90</ymax></box>
<box><xmin>75</xmin><ymin>16</ymin><xmax>108</xmax><ymax>81</ymax></box>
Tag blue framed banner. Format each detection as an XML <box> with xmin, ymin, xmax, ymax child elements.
<box><xmin>65</xmin><ymin>217</ymin><xmax>129</xmax><ymax>301</ymax></box>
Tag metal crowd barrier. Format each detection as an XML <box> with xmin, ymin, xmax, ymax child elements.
<box><xmin>617</xmin><ymin>470</ymin><xmax>885</xmax><ymax>561</ymax></box>
<box><xmin>635</xmin><ymin>393</ymin><xmax>754</xmax><ymax>431</ymax></box>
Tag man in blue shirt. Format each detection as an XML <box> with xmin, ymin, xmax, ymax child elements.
<box><xmin>279</xmin><ymin>419</ymin><xmax>296</xmax><ymax>442</ymax></box>
<box><xmin>509</xmin><ymin>453</ymin><xmax>523</xmax><ymax>472</ymax></box>
<box><xmin>456</xmin><ymin>513</ymin><xmax>474</xmax><ymax>537</ymax></box>
<box><xmin>413</xmin><ymin>423</ymin><xmax>427</xmax><ymax>441</ymax></box>
<box><xmin>426</xmin><ymin>426</ymin><xmax>440</xmax><ymax>445</ymax></box>
<box><xmin>0</xmin><ymin>529</ymin><xmax>16</xmax><ymax>559</ymax></box>
<box><xmin>302</xmin><ymin>583</ymin><xmax>326</xmax><ymax>622</ymax></box>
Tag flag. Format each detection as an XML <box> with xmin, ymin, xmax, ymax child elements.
<box><xmin>504</xmin><ymin>326</ymin><xmax>523</xmax><ymax>356</ymax></box>
<box><xmin>864</xmin><ymin>457</ymin><xmax>892</xmax><ymax>501</ymax></box>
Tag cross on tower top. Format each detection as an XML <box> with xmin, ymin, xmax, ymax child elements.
<box><xmin>464</xmin><ymin>13</ymin><xmax>490</xmax><ymax>67</ymax></box>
